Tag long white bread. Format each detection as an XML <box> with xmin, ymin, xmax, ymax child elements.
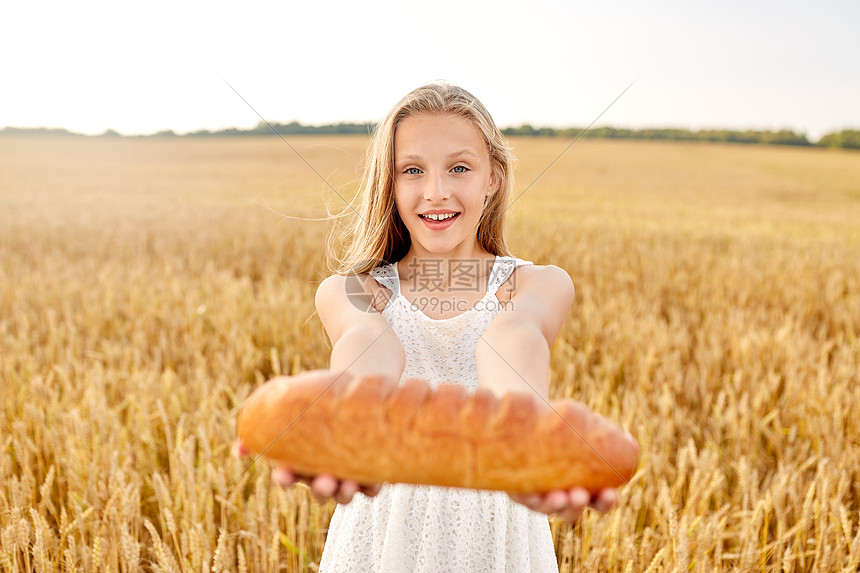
<box><xmin>237</xmin><ymin>370</ymin><xmax>639</xmax><ymax>493</ymax></box>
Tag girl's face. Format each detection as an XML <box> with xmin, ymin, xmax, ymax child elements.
<box><xmin>393</xmin><ymin>113</ymin><xmax>498</xmax><ymax>259</ymax></box>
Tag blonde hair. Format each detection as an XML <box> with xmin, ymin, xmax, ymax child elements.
<box><xmin>328</xmin><ymin>83</ymin><xmax>514</xmax><ymax>275</ymax></box>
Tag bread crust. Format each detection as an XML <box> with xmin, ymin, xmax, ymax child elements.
<box><xmin>237</xmin><ymin>370</ymin><xmax>639</xmax><ymax>493</ymax></box>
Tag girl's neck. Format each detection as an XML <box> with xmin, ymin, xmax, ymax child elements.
<box><xmin>399</xmin><ymin>243</ymin><xmax>494</xmax><ymax>266</ymax></box>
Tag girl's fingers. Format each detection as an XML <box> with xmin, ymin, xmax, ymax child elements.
<box><xmin>510</xmin><ymin>487</ymin><xmax>620</xmax><ymax>522</ymax></box>
<box><xmin>568</xmin><ymin>487</ymin><xmax>591</xmax><ymax>511</ymax></box>
<box><xmin>359</xmin><ymin>483</ymin><xmax>383</xmax><ymax>498</ymax></box>
<box><xmin>513</xmin><ymin>493</ymin><xmax>541</xmax><ymax>508</ymax></box>
<box><xmin>560</xmin><ymin>506</ymin><xmax>585</xmax><ymax>522</ymax></box>
<box><xmin>310</xmin><ymin>474</ymin><xmax>339</xmax><ymax>502</ymax></box>
<box><xmin>335</xmin><ymin>480</ymin><xmax>360</xmax><ymax>504</ymax></box>
<box><xmin>270</xmin><ymin>469</ymin><xmax>380</xmax><ymax>505</ymax></box>
<box><xmin>590</xmin><ymin>488</ymin><xmax>618</xmax><ymax>513</ymax></box>
<box><xmin>531</xmin><ymin>490</ymin><xmax>567</xmax><ymax>514</ymax></box>
<box><xmin>533</xmin><ymin>488</ymin><xmax>589</xmax><ymax>521</ymax></box>
<box><xmin>271</xmin><ymin>467</ymin><xmax>296</xmax><ymax>487</ymax></box>
<box><xmin>232</xmin><ymin>440</ymin><xmax>249</xmax><ymax>457</ymax></box>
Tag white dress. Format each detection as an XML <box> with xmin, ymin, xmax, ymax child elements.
<box><xmin>318</xmin><ymin>256</ymin><xmax>559</xmax><ymax>573</ymax></box>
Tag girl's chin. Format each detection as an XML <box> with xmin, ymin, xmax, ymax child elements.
<box><xmin>409</xmin><ymin>238</ymin><xmax>477</xmax><ymax>257</ymax></box>
<box><xmin>405</xmin><ymin>221</ymin><xmax>481</xmax><ymax>256</ymax></box>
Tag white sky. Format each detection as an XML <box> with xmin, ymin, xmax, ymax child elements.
<box><xmin>2</xmin><ymin>0</ymin><xmax>858</xmax><ymax>140</ymax></box>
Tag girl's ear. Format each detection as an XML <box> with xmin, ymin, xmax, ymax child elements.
<box><xmin>488</xmin><ymin>166</ymin><xmax>501</xmax><ymax>196</ymax></box>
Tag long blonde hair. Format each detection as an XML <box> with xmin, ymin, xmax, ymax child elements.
<box><xmin>329</xmin><ymin>83</ymin><xmax>515</xmax><ymax>275</ymax></box>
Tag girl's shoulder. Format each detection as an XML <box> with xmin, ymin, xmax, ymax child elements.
<box><xmin>516</xmin><ymin>263</ymin><xmax>574</xmax><ymax>290</ymax></box>
<box><xmin>316</xmin><ymin>272</ymin><xmax>392</xmax><ymax>315</ymax></box>
<box><xmin>496</xmin><ymin>263</ymin><xmax>575</xmax><ymax>343</ymax></box>
<box><xmin>497</xmin><ymin>262</ymin><xmax>574</xmax><ymax>304</ymax></box>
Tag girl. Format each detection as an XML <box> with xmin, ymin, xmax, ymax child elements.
<box><xmin>249</xmin><ymin>83</ymin><xmax>623</xmax><ymax>571</ymax></box>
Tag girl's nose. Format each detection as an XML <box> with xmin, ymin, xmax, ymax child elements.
<box><xmin>423</xmin><ymin>172</ymin><xmax>450</xmax><ymax>201</ymax></box>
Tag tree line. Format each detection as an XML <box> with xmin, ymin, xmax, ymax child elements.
<box><xmin>501</xmin><ymin>125</ymin><xmax>860</xmax><ymax>148</ymax></box>
<box><xmin>2</xmin><ymin>122</ymin><xmax>858</xmax><ymax>149</ymax></box>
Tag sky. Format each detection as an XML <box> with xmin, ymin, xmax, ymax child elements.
<box><xmin>2</xmin><ymin>0</ymin><xmax>858</xmax><ymax>140</ymax></box>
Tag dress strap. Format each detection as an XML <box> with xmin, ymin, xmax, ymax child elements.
<box><xmin>486</xmin><ymin>256</ymin><xmax>533</xmax><ymax>297</ymax></box>
<box><xmin>369</xmin><ymin>263</ymin><xmax>400</xmax><ymax>296</ymax></box>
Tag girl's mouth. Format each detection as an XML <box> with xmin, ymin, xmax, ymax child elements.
<box><xmin>419</xmin><ymin>212</ymin><xmax>460</xmax><ymax>229</ymax></box>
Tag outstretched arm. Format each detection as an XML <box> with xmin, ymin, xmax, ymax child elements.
<box><xmin>476</xmin><ymin>264</ymin><xmax>574</xmax><ymax>401</ymax></box>
<box><xmin>476</xmin><ymin>265</ymin><xmax>624</xmax><ymax>521</ymax></box>
<box><xmin>251</xmin><ymin>274</ymin><xmax>404</xmax><ymax>504</ymax></box>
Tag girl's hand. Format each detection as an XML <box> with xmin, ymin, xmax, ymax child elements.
<box><xmin>271</xmin><ymin>467</ymin><xmax>383</xmax><ymax>504</ymax></box>
<box><xmin>508</xmin><ymin>487</ymin><xmax>618</xmax><ymax>522</ymax></box>
<box><xmin>233</xmin><ymin>439</ymin><xmax>382</xmax><ymax>504</ymax></box>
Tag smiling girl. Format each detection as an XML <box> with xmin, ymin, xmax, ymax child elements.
<box><xmin>246</xmin><ymin>83</ymin><xmax>622</xmax><ymax>572</ymax></box>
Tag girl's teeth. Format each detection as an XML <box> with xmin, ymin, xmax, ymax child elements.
<box><xmin>424</xmin><ymin>213</ymin><xmax>457</xmax><ymax>221</ymax></box>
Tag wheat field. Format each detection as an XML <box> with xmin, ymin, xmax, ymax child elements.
<box><xmin>1</xmin><ymin>135</ymin><xmax>858</xmax><ymax>572</ymax></box>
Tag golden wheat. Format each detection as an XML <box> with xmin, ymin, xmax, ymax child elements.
<box><xmin>1</xmin><ymin>135</ymin><xmax>858</xmax><ymax>572</ymax></box>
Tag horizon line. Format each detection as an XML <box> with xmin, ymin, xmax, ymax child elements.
<box><xmin>2</xmin><ymin>120</ymin><xmax>857</xmax><ymax>141</ymax></box>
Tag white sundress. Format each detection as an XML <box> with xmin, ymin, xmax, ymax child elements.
<box><xmin>318</xmin><ymin>255</ymin><xmax>559</xmax><ymax>573</ymax></box>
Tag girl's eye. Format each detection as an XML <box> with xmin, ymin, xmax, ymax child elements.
<box><xmin>404</xmin><ymin>167</ymin><xmax>421</xmax><ymax>175</ymax></box>
<box><xmin>452</xmin><ymin>165</ymin><xmax>469</xmax><ymax>173</ymax></box>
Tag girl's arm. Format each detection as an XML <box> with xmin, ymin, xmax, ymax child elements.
<box><xmin>476</xmin><ymin>264</ymin><xmax>574</xmax><ymax>401</ymax></box>
<box><xmin>477</xmin><ymin>265</ymin><xmax>624</xmax><ymax>521</ymax></box>
<box><xmin>260</xmin><ymin>274</ymin><xmax>404</xmax><ymax>505</ymax></box>
<box><xmin>315</xmin><ymin>274</ymin><xmax>405</xmax><ymax>381</ymax></box>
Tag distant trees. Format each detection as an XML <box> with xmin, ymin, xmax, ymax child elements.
<box><xmin>0</xmin><ymin>126</ymin><xmax>80</xmax><ymax>137</ymax></box>
<box><xmin>817</xmin><ymin>130</ymin><xmax>860</xmax><ymax>149</ymax></box>
<box><xmin>504</xmin><ymin>124</ymin><xmax>558</xmax><ymax>137</ymax></box>
<box><xmin>500</xmin><ymin>125</ymin><xmax>814</xmax><ymax>146</ymax></box>
<box><xmin>1</xmin><ymin>124</ymin><xmax>857</xmax><ymax>149</ymax></box>
<box><xmin>183</xmin><ymin>121</ymin><xmax>375</xmax><ymax>137</ymax></box>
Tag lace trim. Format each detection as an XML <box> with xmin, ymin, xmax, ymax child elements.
<box><xmin>369</xmin><ymin>264</ymin><xmax>399</xmax><ymax>295</ymax></box>
<box><xmin>369</xmin><ymin>256</ymin><xmax>533</xmax><ymax>314</ymax></box>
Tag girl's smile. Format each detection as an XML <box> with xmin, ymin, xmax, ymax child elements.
<box><xmin>419</xmin><ymin>209</ymin><xmax>460</xmax><ymax>229</ymax></box>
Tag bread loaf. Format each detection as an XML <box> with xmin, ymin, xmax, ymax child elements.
<box><xmin>237</xmin><ymin>370</ymin><xmax>639</xmax><ymax>493</ymax></box>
